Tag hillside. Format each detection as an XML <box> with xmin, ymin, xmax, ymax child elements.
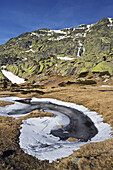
<box><xmin>0</xmin><ymin>17</ymin><xmax>113</xmax><ymax>82</ymax></box>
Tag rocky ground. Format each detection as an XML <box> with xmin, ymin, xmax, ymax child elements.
<box><xmin>0</xmin><ymin>75</ymin><xmax>113</xmax><ymax>169</ymax></box>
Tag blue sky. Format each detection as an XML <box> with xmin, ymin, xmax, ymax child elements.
<box><xmin>0</xmin><ymin>0</ymin><xmax>113</xmax><ymax>45</ymax></box>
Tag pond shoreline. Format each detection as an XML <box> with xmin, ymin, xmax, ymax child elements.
<box><xmin>14</xmin><ymin>98</ymin><xmax>98</xmax><ymax>141</ymax></box>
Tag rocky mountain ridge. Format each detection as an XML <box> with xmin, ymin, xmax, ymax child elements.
<box><xmin>0</xmin><ymin>17</ymin><xmax>113</xmax><ymax>82</ymax></box>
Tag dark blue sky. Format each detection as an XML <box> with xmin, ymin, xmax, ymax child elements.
<box><xmin>0</xmin><ymin>0</ymin><xmax>113</xmax><ymax>45</ymax></box>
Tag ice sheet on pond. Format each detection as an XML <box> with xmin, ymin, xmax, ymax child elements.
<box><xmin>99</xmin><ymin>85</ymin><xmax>113</xmax><ymax>87</ymax></box>
<box><xmin>0</xmin><ymin>97</ymin><xmax>112</xmax><ymax>162</ymax></box>
<box><xmin>0</xmin><ymin>97</ymin><xmax>32</xmax><ymax>117</ymax></box>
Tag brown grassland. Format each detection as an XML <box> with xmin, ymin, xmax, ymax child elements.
<box><xmin>0</xmin><ymin>75</ymin><xmax>113</xmax><ymax>169</ymax></box>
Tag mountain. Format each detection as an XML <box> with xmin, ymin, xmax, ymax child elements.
<box><xmin>0</xmin><ymin>17</ymin><xmax>113</xmax><ymax>81</ymax></box>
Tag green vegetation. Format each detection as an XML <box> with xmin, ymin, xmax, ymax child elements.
<box><xmin>91</xmin><ymin>61</ymin><xmax>113</xmax><ymax>75</ymax></box>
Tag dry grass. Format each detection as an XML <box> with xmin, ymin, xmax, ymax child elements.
<box><xmin>0</xmin><ymin>75</ymin><xmax>113</xmax><ymax>169</ymax></box>
<box><xmin>0</xmin><ymin>101</ymin><xmax>14</xmax><ymax>107</ymax></box>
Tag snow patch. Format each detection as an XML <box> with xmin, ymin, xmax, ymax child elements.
<box><xmin>75</xmin><ymin>33</ymin><xmax>82</xmax><ymax>38</ymax></box>
<box><xmin>22</xmin><ymin>58</ymin><xmax>27</xmax><ymax>61</ymax></box>
<box><xmin>33</xmin><ymin>81</ymin><xmax>40</xmax><ymax>85</ymax></box>
<box><xmin>57</xmin><ymin>56</ymin><xmax>74</xmax><ymax>61</ymax></box>
<box><xmin>47</xmin><ymin>33</ymin><xmax>51</xmax><ymax>36</ymax></box>
<box><xmin>99</xmin><ymin>85</ymin><xmax>113</xmax><ymax>87</ymax></box>
<box><xmin>108</xmin><ymin>18</ymin><xmax>112</xmax><ymax>24</ymax></box>
<box><xmin>48</xmin><ymin>35</ymin><xmax>70</xmax><ymax>41</ymax></box>
<box><xmin>50</xmin><ymin>30</ymin><xmax>67</xmax><ymax>34</ymax></box>
<box><xmin>87</xmin><ymin>25</ymin><xmax>91</xmax><ymax>32</ymax></box>
<box><xmin>1</xmin><ymin>70</ymin><xmax>25</xmax><ymax>84</ymax></box>
<box><xmin>1</xmin><ymin>65</ymin><xmax>6</xmax><ymax>69</ymax></box>
<box><xmin>75</xmin><ymin>33</ymin><xmax>86</xmax><ymax>38</ymax></box>
<box><xmin>76</xmin><ymin>25</ymin><xmax>86</xmax><ymax>29</ymax></box>
<box><xmin>108</xmin><ymin>18</ymin><xmax>113</xmax><ymax>27</ymax></box>
<box><xmin>103</xmin><ymin>79</ymin><xmax>108</xmax><ymax>82</ymax></box>
<box><xmin>31</xmin><ymin>32</ymin><xmax>39</xmax><ymax>37</ymax></box>
<box><xmin>83</xmin><ymin>33</ymin><xmax>87</xmax><ymax>37</ymax></box>
<box><xmin>25</xmin><ymin>49</ymin><xmax>35</xmax><ymax>53</ymax></box>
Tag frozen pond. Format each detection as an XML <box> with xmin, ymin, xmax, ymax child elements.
<box><xmin>0</xmin><ymin>97</ymin><xmax>112</xmax><ymax>162</ymax></box>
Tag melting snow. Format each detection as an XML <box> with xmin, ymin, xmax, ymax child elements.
<box><xmin>33</xmin><ymin>81</ymin><xmax>40</xmax><ymax>85</ymax></box>
<box><xmin>31</xmin><ymin>32</ymin><xmax>39</xmax><ymax>37</ymax></box>
<box><xmin>1</xmin><ymin>65</ymin><xmax>6</xmax><ymax>69</ymax></box>
<box><xmin>25</xmin><ymin>49</ymin><xmax>35</xmax><ymax>53</ymax></box>
<box><xmin>0</xmin><ymin>97</ymin><xmax>112</xmax><ymax>162</ymax></box>
<box><xmin>75</xmin><ymin>33</ymin><xmax>86</xmax><ymax>38</ymax></box>
<box><xmin>1</xmin><ymin>70</ymin><xmax>25</xmax><ymax>84</ymax></box>
<box><xmin>83</xmin><ymin>33</ymin><xmax>87</xmax><ymax>37</ymax></box>
<box><xmin>47</xmin><ymin>33</ymin><xmax>51</xmax><ymax>36</ymax></box>
<box><xmin>76</xmin><ymin>25</ymin><xmax>86</xmax><ymax>29</ymax></box>
<box><xmin>57</xmin><ymin>56</ymin><xmax>74</xmax><ymax>60</ymax></box>
<box><xmin>48</xmin><ymin>35</ymin><xmax>70</xmax><ymax>41</ymax></box>
<box><xmin>108</xmin><ymin>18</ymin><xmax>112</xmax><ymax>24</ymax></box>
<box><xmin>22</xmin><ymin>58</ymin><xmax>27</xmax><ymax>61</ymax></box>
<box><xmin>103</xmin><ymin>79</ymin><xmax>108</xmax><ymax>82</ymax></box>
<box><xmin>99</xmin><ymin>85</ymin><xmax>113</xmax><ymax>87</ymax></box>
<box><xmin>75</xmin><ymin>33</ymin><xmax>82</xmax><ymax>37</ymax></box>
<box><xmin>50</xmin><ymin>30</ymin><xmax>67</xmax><ymax>34</ymax></box>
<box><xmin>108</xmin><ymin>18</ymin><xmax>113</xmax><ymax>27</ymax></box>
<box><xmin>87</xmin><ymin>25</ymin><xmax>91</xmax><ymax>32</ymax></box>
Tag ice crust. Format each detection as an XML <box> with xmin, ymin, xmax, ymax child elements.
<box><xmin>0</xmin><ymin>97</ymin><xmax>112</xmax><ymax>162</ymax></box>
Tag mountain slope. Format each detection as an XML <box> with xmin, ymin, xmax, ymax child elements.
<box><xmin>0</xmin><ymin>17</ymin><xmax>113</xmax><ymax>81</ymax></box>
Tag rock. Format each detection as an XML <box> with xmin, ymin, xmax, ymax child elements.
<box><xmin>92</xmin><ymin>61</ymin><xmax>113</xmax><ymax>75</ymax></box>
<box><xmin>77</xmin><ymin>78</ymin><xmax>97</xmax><ymax>85</ymax></box>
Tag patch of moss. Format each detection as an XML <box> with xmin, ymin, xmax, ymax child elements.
<box><xmin>92</xmin><ymin>61</ymin><xmax>113</xmax><ymax>75</ymax></box>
